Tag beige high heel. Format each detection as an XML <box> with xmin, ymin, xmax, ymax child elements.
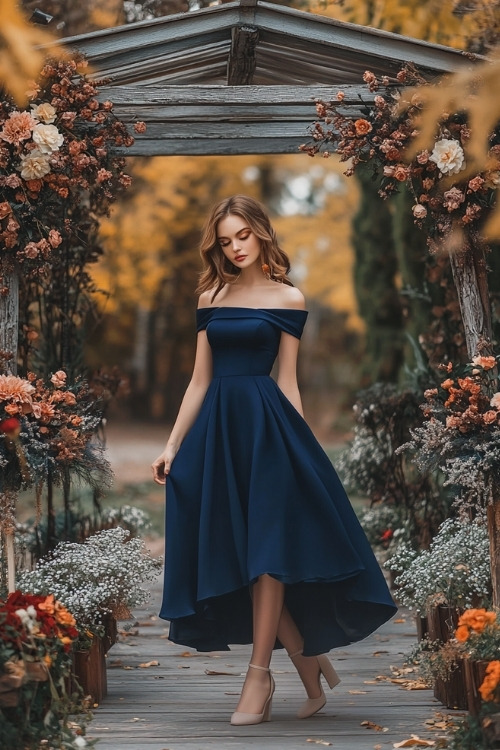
<box><xmin>230</xmin><ymin>663</ymin><xmax>275</xmax><ymax>725</ymax></box>
<box><xmin>288</xmin><ymin>650</ymin><xmax>341</xmax><ymax>719</ymax></box>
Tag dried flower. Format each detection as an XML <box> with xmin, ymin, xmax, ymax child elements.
<box><xmin>354</xmin><ymin>118</ymin><xmax>372</xmax><ymax>136</ymax></box>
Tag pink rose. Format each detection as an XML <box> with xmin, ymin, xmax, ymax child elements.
<box><xmin>412</xmin><ymin>204</ymin><xmax>427</xmax><ymax>219</ymax></box>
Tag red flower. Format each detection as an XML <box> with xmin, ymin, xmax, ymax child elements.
<box><xmin>0</xmin><ymin>416</ymin><xmax>21</xmax><ymax>435</ymax></box>
<box><xmin>380</xmin><ymin>529</ymin><xmax>394</xmax><ymax>541</ymax></box>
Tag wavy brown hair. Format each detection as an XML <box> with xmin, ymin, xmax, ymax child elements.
<box><xmin>197</xmin><ymin>195</ymin><xmax>293</xmax><ymax>301</ymax></box>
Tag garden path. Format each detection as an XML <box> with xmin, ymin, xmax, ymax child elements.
<box><xmin>90</xmin><ymin>578</ymin><xmax>460</xmax><ymax>750</ymax></box>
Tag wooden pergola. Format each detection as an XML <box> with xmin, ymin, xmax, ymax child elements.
<box><xmin>61</xmin><ymin>0</ymin><xmax>478</xmax><ymax>156</ymax></box>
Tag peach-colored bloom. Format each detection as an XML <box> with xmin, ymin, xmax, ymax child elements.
<box><xmin>416</xmin><ymin>150</ymin><xmax>429</xmax><ymax>165</ymax></box>
<box><xmin>63</xmin><ymin>392</ymin><xmax>77</xmax><ymax>406</ymax></box>
<box><xmin>50</xmin><ymin>370</ymin><xmax>67</xmax><ymax>388</ymax></box>
<box><xmin>443</xmin><ymin>187</ymin><xmax>465</xmax><ymax>212</ymax></box>
<box><xmin>19</xmin><ymin>149</ymin><xmax>51</xmax><ymax>180</ymax></box>
<box><xmin>393</xmin><ymin>165</ymin><xmax>409</xmax><ymax>182</ymax></box>
<box><xmin>133</xmin><ymin>121</ymin><xmax>147</xmax><ymax>134</ymax></box>
<box><xmin>24</xmin><ymin>242</ymin><xmax>40</xmax><ymax>259</ymax></box>
<box><xmin>354</xmin><ymin>119</ymin><xmax>372</xmax><ymax>136</ymax></box>
<box><xmin>4</xmin><ymin>403</ymin><xmax>21</xmax><ymax>415</ymax></box>
<box><xmin>441</xmin><ymin>378</ymin><xmax>454</xmax><ymax>390</ymax></box>
<box><xmin>38</xmin><ymin>402</ymin><xmax>56</xmax><ymax>423</ymax></box>
<box><xmin>0</xmin><ymin>375</ymin><xmax>35</xmax><ymax>404</ymax></box>
<box><xmin>0</xmin><ymin>111</ymin><xmax>36</xmax><ymax>144</ymax></box>
<box><xmin>468</xmin><ymin>176</ymin><xmax>485</xmax><ymax>192</ymax></box>
<box><xmin>30</xmin><ymin>102</ymin><xmax>57</xmax><ymax>124</ymax></box>
<box><xmin>490</xmin><ymin>392</ymin><xmax>500</xmax><ymax>409</ymax></box>
<box><xmin>0</xmin><ymin>201</ymin><xmax>11</xmax><ymax>219</ymax></box>
<box><xmin>484</xmin><ymin>170</ymin><xmax>500</xmax><ymax>189</ymax></box>
<box><xmin>48</xmin><ymin>229</ymin><xmax>62</xmax><ymax>248</ymax></box>
<box><xmin>96</xmin><ymin>168</ymin><xmax>112</xmax><ymax>183</ymax></box>
<box><xmin>472</xmin><ymin>355</ymin><xmax>497</xmax><ymax>370</ymax></box>
<box><xmin>412</xmin><ymin>204</ymin><xmax>427</xmax><ymax>219</ymax></box>
<box><xmin>483</xmin><ymin>411</ymin><xmax>498</xmax><ymax>424</ymax></box>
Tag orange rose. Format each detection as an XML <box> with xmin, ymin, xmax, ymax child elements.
<box><xmin>37</xmin><ymin>594</ymin><xmax>55</xmax><ymax>615</ymax></box>
<box><xmin>55</xmin><ymin>603</ymin><xmax>76</xmax><ymax>627</ymax></box>
<box><xmin>354</xmin><ymin>119</ymin><xmax>372</xmax><ymax>136</ymax></box>
<box><xmin>479</xmin><ymin>661</ymin><xmax>500</xmax><ymax>702</ymax></box>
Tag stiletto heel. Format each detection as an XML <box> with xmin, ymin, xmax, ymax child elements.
<box><xmin>288</xmin><ymin>650</ymin><xmax>341</xmax><ymax>719</ymax></box>
<box><xmin>230</xmin><ymin>663</ymin><xmax>275</xmax><ymax>726</ymax></box>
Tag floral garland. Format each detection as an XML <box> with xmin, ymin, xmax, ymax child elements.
<box><xmin>400</xmin><ymin>355</ymin><xmax>500</xmax><ymax>510</ymax></box>
<box><xmin>301</xmin><ymin>66</ymin><xmax>500</xmax><ymax>253</ymax></box>
<box><xmin>0</xmin><ymin>56</ymin><xmax>142</xmax><ymax>279</ymax></box>
<box><xmin>0</xmin><ymin>368</ymin><xmax>112</xmax><ymax>496</ymax></box>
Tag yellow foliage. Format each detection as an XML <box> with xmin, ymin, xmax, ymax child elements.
<box><xmin>401</xmin><ymin>56</ymin><xmax>500</xmax><ymax>238</ymax></box>
<box><xmin>0</xmin><ymin>0</ymin><xmax>63</xmax><ymax>105</ymax></box>
<box><xmin>310</xmin><ymin>0</ymin><xmax>499</xmax><ymax>49</ymax></box>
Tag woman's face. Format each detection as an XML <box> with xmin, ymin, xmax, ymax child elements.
<box><xmin>217</xmin><ymin>214</ymin><xmax>262</xmax><ymax>271</ymax></box>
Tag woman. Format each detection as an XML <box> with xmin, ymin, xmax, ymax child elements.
<box><xmin>152</xmin><ymin>195</ymin><xmax>397</xmax><ymax>726</ymax></box>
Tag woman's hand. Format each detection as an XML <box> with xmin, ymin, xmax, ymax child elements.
<box><xmin>152</xmin><ymin>445</ymin><xmax>178</xmax><ymax>485</ymax></box>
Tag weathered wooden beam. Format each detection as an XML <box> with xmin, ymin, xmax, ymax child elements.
<box><xmin>0</xmin><ymin>268</ymin><xmax>18</xmax><ymax>374</ymax></box>
<box><xmin>227</xmin><ymin>25</ymin><xmax>259</xmax><ymax>85</ymax></box>
<box><xmin>111</xmin><ymin>136</ymin><xmax>307</xmax><ymax>156</ymax></box>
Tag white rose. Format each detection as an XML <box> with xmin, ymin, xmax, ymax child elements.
<box><xmin>30</xmin><ymin>102</ymin><xmax>57</xmax><ymax>124</ymax></box>
<box><xmin>32</xmin><ymin>123</ymin><xmax>64</xmax><ymax>154</ymax></box>
<box><xmin>429</xmin><ymin>138</ymin><xmax>465</xmax><ymax>175</ymax></box>
<box><xmin>18</xmin><ymin>149</ymin><xmax>51</xmax><ymax>180</ymax></box>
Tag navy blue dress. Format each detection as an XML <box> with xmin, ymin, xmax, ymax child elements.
<box><xmin>159</xmin><ymin>307</ymin><xmax>397</xmax><ymax>655</ymax></box>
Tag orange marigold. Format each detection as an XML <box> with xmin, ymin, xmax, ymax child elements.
<box><xmin>457</xmin><ymin>608</ymin><xmax>497</xmax><ymax>634</ymax></box>
<box><xmin>455</xmin><ymin>625</ymin><xmax>470</xmax><ymax>642</ymax></box>
<box><xmin>479</xmin><ymin>660</ymin><xmax>500</xmax><ymax>702</ymax></box>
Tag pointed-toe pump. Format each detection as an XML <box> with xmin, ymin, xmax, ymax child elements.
<box><xmin>289</xmin><ymin>650</ymin><xmax>341</xmax><ymax>719</ymax></box>
<box><xmin>230</xmin><ymin>663</ymin><xmax>275</xmax><ymax>726</ymax></box>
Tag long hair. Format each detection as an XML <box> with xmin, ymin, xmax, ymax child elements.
<box><xmin>197</xmin><ymin>195</ymin><xmax>293</xmax><ymax>301</ymax></box>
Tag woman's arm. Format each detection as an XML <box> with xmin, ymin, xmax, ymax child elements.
<box><xmin>152</xmin><ymin>328</ymin><xmax>212</xmax><ymax>484</ymax></box>
<box><xmin>276</xmin><ymin>332</ymin><xmax>304</xmax><ymax>417</ymax></box>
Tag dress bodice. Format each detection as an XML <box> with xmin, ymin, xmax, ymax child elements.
<box><xmin>196</xmin><ymin>307</ymin><xmax>308</xmax><ymax>378</ymax></box>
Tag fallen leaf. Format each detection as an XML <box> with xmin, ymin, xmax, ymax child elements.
<box><xmin>372</xmin><ymin>651</ymin><xmax>389</xmax><ymax>656</ymax></box>
<box><xmin>136</xmin><ymin>621</ymin><xmax>154</xmax><ymax>627</ymax></box>
<box><xmin>361</xmin><ymin>721</ymin><xmax>388</xmax><ymax>732</ymax></box>
<box><xmin>128</xmin><ymin>718</ymin><xmax>145</xmax><ymax>723</ymax></box>
<box><xmin>306</xmin><ymin>740</ymin><xmax>332</xmax><ymax>746</ymax></box>
<box><xmin>204</xmin><ymin>669</ymin><xmax>240</xmax><ymax>676</ymax></box>
<box><xmin>348</xmin><ymin>690</ymin><xmax>368</xmax><ymax>694</ymax></box>
<box><xmin>364</xmin><ymin>680</ymin><xmax>379</xmax><ymax>684</ymax></box>
<box><xmin>393</xmin><ymin>618</ymin><xmax>406</xmax><ymax>623</ymax></box>
<box><xmin>179</xmin><ymin>651</ymin><xmax>195</xmax><ymax>657</ymax></box>
<box><xmin>393</xmin><ymin>737</ymin><xmax>436</xmax><ymax>748</ymax></box>
<box><xmin>138</xmin><ymin>661</ymin><xmax>159</xmax><ymax>668</ymax></box>
<box><xmin>108</xmin><ymin>659</ymin><xmax>124</xmax><ymax>668</ymax></box>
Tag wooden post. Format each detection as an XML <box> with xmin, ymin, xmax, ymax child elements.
<box><xmin>488</xmin><ymin>502</ymin><xmax>500</xmax><ymax>610</ymax></box>
<box><xmin>447</xmin><ymin>234</ymin><xmax>493</xmax><ymax>359</ymax></box>
<box><xmin>0</xmin><ymin>265</ymin><xmax>19</xmax><ymax>593</ymax></box>
<box><xmin>447</xmin><ymin>233</ymin><xmax>500</xmax><ymax>608</ymax></box>
<box><xmin>0</xmin><ymin>267</ymin><xmax>19</xmax><ymax>374</ymax></box>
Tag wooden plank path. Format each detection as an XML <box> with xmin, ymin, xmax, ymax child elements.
<box><xmin>90</xmin><ymin>577</ymin><xmax>459</xmax><ymax>749</ymax></box>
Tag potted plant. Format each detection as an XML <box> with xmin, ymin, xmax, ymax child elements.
<box><xmin>0</xmin><ymin>590</ymin><xmax>93</xmax><ymax>748</ymax></box>
<box><xmin>454</xmin><ymin>609</ymin><xmax>500</xmax><ymax>717</ymax></box>
<box><xmin>17</xmin><ymin>527</ymin><xmax>162</xmax><ymax>701</ymax></box>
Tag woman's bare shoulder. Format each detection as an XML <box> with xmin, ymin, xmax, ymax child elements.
<box><xmin>276</xmin><ymin>285</ymin><xmax>306</xmax><ymax>310</ymax></box>
<box><xmin>197</xmin><ymin>290</ymin><xmax>216</xmax><ymax>309</ymax></box>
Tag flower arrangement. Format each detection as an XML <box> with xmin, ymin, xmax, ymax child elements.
<box><xmin>400</xmin><ymin>356</ymin><xmax>500</xmax><ymax>511</ymax></box>
<box><xmin>0</xmin><ymin>56</ymin><xmax>138</xmax><ymax>280</ymax></box>
<box><xmin>0</xmin><ymin>591</ymin><xmax>93</xmax><ymax>749</ymax></box>
<box><xmin>386</xmin><ymin>518</ymin><xmax>491</xmax><ymax>613</ymax></box>
<box><xmin>337</xmin><ymin>382</ymin><xmax>449</xmax><ymax>550</ymax></box>
<box><xmin>455</xmin><ymin>609</ymin><xmax>500</xmax><ymax>662</ymax></box>
<box><xmin>18</xmin><ymin>527</ymin><xmax>163</xmax><ymax>633</ymax></box>
<box><xmin>301</xmin><ymin>65</ymin><xmax>500</xmax><ymax>252</ymax></box>
<box><xmin>0</xmin><ymin>369</ymin><xmax>112</xmax><ymax>494</ymax></box>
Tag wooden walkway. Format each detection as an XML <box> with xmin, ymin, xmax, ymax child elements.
<box><xmin>90</xmin><ymin>578</ymin><xmax>459</xmax><ymax>750</ymax></box>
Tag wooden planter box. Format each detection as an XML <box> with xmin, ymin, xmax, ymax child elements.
<box><xmin>433</xmin><ymin>659</ymin><xmax>468</xmax><ymax>710</ymax></box>
<box><xmin>0</xmin><ymin>660</ymin><xmax>49</xmax><ymax>708</ymax></box>
<box><xmin>427</xmin><ymin>604</ymin><xmax>462</xmax><ymax>644</ymax></box>
<box><xmin>415</xmin><ymin>615</ymin><xmax>429</xmax><ymax>641</ymax></box>
<box><xmin>72</xmin><ymin>616</ymin><xmax>117</xmax><ymax>705</ymax></box>
<box><xmin>463</xmin><ymin>658</ymin><xmax>489</xmax><ymax>717</ymax></box>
